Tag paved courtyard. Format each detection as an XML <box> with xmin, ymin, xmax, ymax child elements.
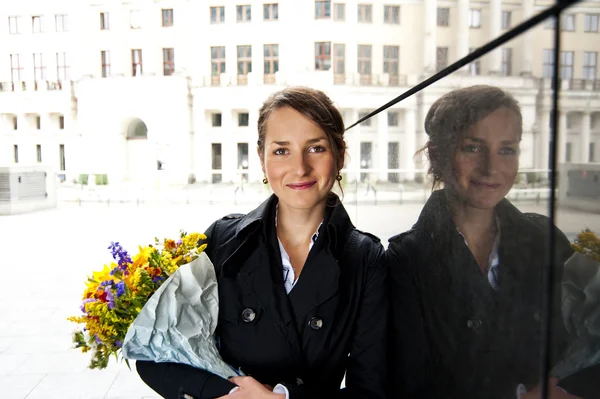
<box><xmin>1</xmin><ymin>194</ymin><xmax>598</xmax><ymax>398</ymax></box>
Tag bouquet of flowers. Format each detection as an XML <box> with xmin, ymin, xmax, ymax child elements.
<box><xmin>68</xmin><ymin>230</ymin><xmax>239</xmax><ymax>379</ymax></box>
<box><xmin>552</xmin><ymin>229</ymin><xmax>600</xmax><ymax>379</ymax></box>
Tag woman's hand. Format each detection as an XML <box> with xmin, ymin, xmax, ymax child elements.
<box><xmin>216</xmin><ymin>376</ymin><xmax>284</xmax><ymax>399</ymax></box>
<box><xmin>519</xmin><ymin>378</ymin><xmax>582</xmax><ymax>399</ymax></box>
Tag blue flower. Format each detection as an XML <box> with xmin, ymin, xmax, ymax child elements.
<box><xmin>153</xmin><ymin>276</ymin><xmax>165</xmax><ymax>283</ymax></box>
<box><xmin>115</xmin><ymin>340</ymin><xmax>122</xmax><ymax>348</ymax></box>
<box><xmin>115</xmin><ymin>281</ymin><xmax>126</xmax><ymax>297</ymax></box>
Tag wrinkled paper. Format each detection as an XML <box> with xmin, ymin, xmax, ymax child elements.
<box><xmin>552</xmin><ymin>252</ymin><xmax>600</xmax><ymax>379</ymax></box>
<box><xmin>122</xmin><ymin>252</ymin><xmax>242</xmax><ymax>379</ymax></box>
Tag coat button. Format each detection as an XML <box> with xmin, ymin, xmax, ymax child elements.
<box><xmin>467</xmin><ymin>317</ymin><xmax>482</xmax><ymax>329</ymax></box>
<box><xmin>242</xmin><ymin>308</ymin><xmax>256</xmax><ymax>323</ymax></box>
<box><xmin>308</xmin><ymin>317</ymin><xmax>323</xmax><ymax>330</ymax></box>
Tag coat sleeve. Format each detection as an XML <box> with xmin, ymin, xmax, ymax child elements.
<box><xmin>134</xmin><ymin>219</ymin><xmax>237</xmax><ymax>399</ymax></box>
<box><xmin>341</xmin><ymin>237</ymin><xmax>389</xmax><ymax>399</ymax></box>
<box><xmin>386</xmin><ymin>234</ymin><xmax>433</xmax><ymax>398</ymax></box>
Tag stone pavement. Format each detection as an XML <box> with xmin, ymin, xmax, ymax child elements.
<box><xmin>1</xmin><ymin>196</ymin><xmax>598</xmax><ymax>398</ymax></box>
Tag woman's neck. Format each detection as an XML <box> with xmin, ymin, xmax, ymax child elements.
<box><xmin>452</xmin><ymin>201</ymin><xmax>497</xmax><ymax>244</ymax></box>
<box><xmin>276</xmin><ymin>201</ymin><xmax>326</xmax><ymax>246</ymax></box>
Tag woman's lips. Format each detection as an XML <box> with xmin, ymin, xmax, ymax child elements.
<box><xmin>472</xmin><ymin>180</ymin><xmax>502</xmax><ymax>189</ymax></box>
<box><xmin>287</xmin><ymin>181</ymin><xmax>316</xmax><ymax>190</ymax></box>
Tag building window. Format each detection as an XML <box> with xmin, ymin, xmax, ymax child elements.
<box><xmin>384</xmin><ymin>5</ymin><xmax>400</xmax><ymax>24</ymax></box>
<box><xmin>469</xmin><ymin>9</ymin><xmax>481</xmax><ymax>28</ymax></box>
<box><xmin>35</xmin><ymin>116</ymin><xmax>41</xmax><ymax>130</ymax></box>
<box><xmin>334</xmin><ymin>43</ymin><xmax>345</xmax><ymax>82</ymax></box>
<box><xmin>12</xmin><ymin>116</ymin><xmax>18</xmax><ymax>130</ymax></box>
<box><xmin>590</xmin><ymin>142</ymin><xmax>595</xmax><ymax>162</ymax></box>
<box><xmin>315</xmin><ymin>42</ymin><xmax>331</xmax><ymax>71</ymax></box>
<box><xmin>387</xmin><ymin>112</ymin><xmax>399</xmax><ymax>126</ymax></box>
<box><xmin>132</xmin><ymin>49</ymin><xmax>143</xmax><ymax>76</ymax></box>
<box><xmin>212</xmin><ymin>113</ymin><xmax>222</xmax><ymax>127</ymax></box>
<box><xmin>237</xmin><ymin>143</ymin><xmax>249</xmax><ymax>180</ymax></box>
<box><xmin>436</xmin><ymin>47</ymin><xmax>448</xmax><ymax>71</ymax></box>
<box><xmin>130</xmin><ymin>10</ymin><xmax>141</xmax><ymax>29</ymax></box>
<box><xmin>33</xmin><ymin>53</ymin><xmax>46</xmax><ymax>82</ymax></box>
<box><xmin>388</xmin><ymin>141</ymin><xmax>400</xmax><ymax>182</ymax></box>
<box><xmin>360</xmin><ymin>142</ymin><xmax>373</xmax><ymax>181</ymax></box>
<box><xmin>358</xmin><ymin>4</ymin><xmax>372</xmax><ymax>23</ymax></box>
<box><xmin>358</xmin><ymin>44</ymin><xmax>372</xmax><ymax>83</ymax></box>
<box><xmin>59</xmin><ymin>115</ymin><xmax>65</xmax><ymax>129</ymax></box>
<box><xmin>32</xmin><ymin>15</ymin><xmax>43</xmax><ymax>33</ymax></box>
<box><xmin>358</xmin><ymin>112</ymin><xmax>371</xmax><ymax>127</ymax></box>
<box><xmin>469</xmin><ymin>48</ymin><xmax>481</xmax><ymax>76</ymax></box>
<box><xmin>544</xmin><ymin>17</ymin><xmax>556</xmax><ymax>29</ymax></box>
<box><xmin>100</xmin><ymin>12</ymin><xmax>110</xmax><ymax>30</ymax></box>
<box><xmin>543</xmin><ymin>49</ymin><xmax>554</xmax><ymax>78</ymax></box>
<box><xmin>55</xmin><ymin>14</ymin><xmax>68</xmax><ymax>32</ymax></box>
<box><xmin>264</xmin><ymin>44</ymin><xmax>279</xmax><ymax>82</ymax></box>
<box><xmin>237</xmin><ymin>5</ymin><xmax>251</xmax><ymax>22</ymax></box>
<box><xmin>334</xmin><ymin>3</ymin><xmax>345</xmax><ymax>21</ymax></box>
<box><xmin>210</xmin><ymin>6</ymin><xmax>225</xmax><ymax>23</ymax></box>
<box><xmin>562</xmin><ymin>14</ymin><xmax>575</xmax><ymax>31</ymax></box>
<box><xmin>384</xmin><ymin>45</ymin><xmax>399</xmax><ymax>85</ymax></box>
<box><xmin>56</xmin><ymin>52</ymin><xmax>69</xmax><ymax>82</ymax></box>
<box><xmin>560</xmin><ymin>51</ymin><xmax>574</xmax><ymax>80</ymax></box>
<box><xmin>566</xmin><ymin>142</ymin><xmax>572</xmax><ymax>163</ymax></box>
<box><xmin>583</xmin><ymin>52</ymin><xmax>597</xmax><ymax>80</ymax></box>
<box><xmin>59</xmin><ymin>144</ymin><xmax>66</xmax><ymax>170</ymax></box>
<box><xmin>36</xmin><ymin>145</ymin><xmax>42</xmax><ymax>163</ymax></box>
<box><xmin>14</xmin><ymin>145</ymin><xmax>19</xmax><ymax>164</ymax></box>
<box><xmin>163</xmin><ymin>48</ymin><xmax>175</xmax><ymax>76</ymax></box>
<box><xmin>211</xmin><ymin>143</ymin><xmax>222</xmax><ymax>183</ymax></box>
<box><xmin>264</xmin><ymin>3</ymin><xmax>278</xmax><ymax>21</ymax></box>
<box><xmin>585</xmin><ymin>14</ymin><xmax>599</xmax><ymax>32</ymax></box>
<box><xmin>237</xmin><ymin>45</ymin><xmax>252</xmax><ymax>84</ymax></box>
<box><xmin>211</xmin><ymin>46</ymin><xmax>226</xmax><ymax>85</ymax></box>
<box><xmin>162</xmin><ymin>9</ymin><xmax>173</xmax><ymax>27</ymax></box>
<box><xmin>502</xmin><ymin>11</ymin><xmax>511</xmax><ymax>29</ymax></box>
<box><xmin>238</xmin><ymin>112</ymin><xmax>249</xmax><ymax>126</ymax></box>
<box><xmin>501</xmin><ymin>48</ymin><xmax>512</xmax><ymax>76</ymax></box>
<box><xmin>315</xmin><ymin>1</ymin><xmax>331</xmax><ymax>19</ymax></box>
<box><xmin>101</xmin><ymin>50</ymin><xmax>111</xmax><ymax>78</ymax></box>
<box><xmin>437</xmin><ymin>8</ymin><xmax>449</xmax><ymax>27</ymax></box>
<box><xmin>9</xmin><ymin>16</ymin><xmax>22</xmax><ymax>34</ymax></box>
<box><xmin>10</xmin><ymin>54</ymin><xmax>23</xmax><ymax>84</ymax></box>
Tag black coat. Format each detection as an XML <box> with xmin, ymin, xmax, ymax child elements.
<box><xmin>137</xmin><ymin>194</ymin><xmax>389</xmax><ymax>399</ymax></box>
<box><xmin>387</xmin><ymin>190</ymin><xmax>573</xmax><ymax>399</ymax></box>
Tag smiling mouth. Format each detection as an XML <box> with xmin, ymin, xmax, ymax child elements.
<box><xmin>287</xmin><ymin>181</ymin><xmax>316</xmax><ymax>190</ymax></box>
<box><xmin>472</xmin><ymin>181</ymin><xmax>502</xmax><ymax>189</ymax></box>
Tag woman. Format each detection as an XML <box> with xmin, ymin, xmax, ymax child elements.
<box><xmin>387</xmin><ymin>85</ymin><xmax>577</xmax><ymax>398</ymax></box>
<box><xmin>137</xmin><ymin>87</ymin><xmax>388</xmax><ymax>399</ymax></box>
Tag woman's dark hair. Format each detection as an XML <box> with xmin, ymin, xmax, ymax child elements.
<box><xmin>257</xmin><ymin>86</ymin><xmax>347</xmax><ymax>192</ymax></box>
<box><xmin>417</xmin><ymin>85</ymin><xmax>523</xmax><ymax>188</ymax></box>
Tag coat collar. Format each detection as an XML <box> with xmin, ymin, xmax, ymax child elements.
<box><xmin>233</xmin><ymin>193</ymin><xmax>354</xmax><ymax>261</ymax></box>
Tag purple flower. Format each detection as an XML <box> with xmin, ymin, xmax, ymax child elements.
<box><xmin>108</xmin><ymin>242</ymin><xmax>133</xmax><ymax>271</ymax></box>
<box><xmin>115</xmin><ymin>340</ymin><xmax>122</xmax><ymax>348</ymax></box>
<box><xmin>153</xmin><ymin>276</ymin><xmax>165</xmax><ymax>283</ymax></box>
<box><xmin>106</xmin><ymin>291</ymin><xmax>115</xmax><ymax>310</ymax></box>
<box><xmin>80</xmin><ymin>298</ymin><xmax>97</xmax><ymax>313</ymax></box>
<box><xmin>95</xmin><ymin>335</ymin><xmax>102</xmax><ymax>344</ymax></box>
<box><xmin>115</xmin><ymin>281</ymin><xmax>126</xmax><ymax>297</ymax></box>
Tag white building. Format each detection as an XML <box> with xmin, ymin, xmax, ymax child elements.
<box><xmin>0</xmin><ymin>0</ymin><xmax>599</xmax><ymax>185</ymax></box>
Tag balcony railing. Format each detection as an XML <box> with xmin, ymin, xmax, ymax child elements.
<box><xmin>0</xmin><ymin>80</ymin><xmax>66</xmax><ymax>93</ymax></box>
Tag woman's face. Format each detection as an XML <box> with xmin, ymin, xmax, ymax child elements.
<box><xmin>450</xmin><ymin>107</ymin><xmax>521</xmax><ymax>210</ymax></box>
<box><xmin>260</xmin><ymin>106</ymin><xmax>339</xmax><ymax>211</ymax></box>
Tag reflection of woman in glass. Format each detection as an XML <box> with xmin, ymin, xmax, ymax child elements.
<box><xmin>387</xmin><ymin>85</ymin><xmax>577</xmax><ymax>398</ymax></box>
<box><xmin>137</xmin><ymin>87</ymin><xmax>389</xmax><ymax>398</ymax></box>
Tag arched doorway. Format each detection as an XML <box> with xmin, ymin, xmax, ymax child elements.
<box><xmin>122</xmin><ymin>117</ymin><xmax>154</xmax><ymax>184</ymax></box>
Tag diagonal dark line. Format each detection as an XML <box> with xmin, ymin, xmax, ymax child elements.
<box><xmin>540</xmin><ymin>3</ymin><xmax>562</xmax><ymax>398</ymax></box>
<box><xmin>345</xmin><ymin>0</ymin><xmax>582</xmax><ymax>131</ymax></box>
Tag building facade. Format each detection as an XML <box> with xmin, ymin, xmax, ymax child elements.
<box><xmin>0</xmin><ymin>0</ymin><xmax>599</xmax><ymax>185</ymax></box>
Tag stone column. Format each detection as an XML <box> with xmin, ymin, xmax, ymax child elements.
<box><xmin>423</xmin><ymin>0</ymin><xmax>437</xmax><ymax>73</ymax></box>
<box><xmin>521</xmin><ymin>0</ymin><xmax>534</xmax><ymax>76</ymax></box>
<box><xmin>457</xmin><ymin>0</ymin><xmax>470</xmax><ymax>71</ymax></box>
<box><xmin>580</xmin><ymin>112</ymin><xmax>591</xmax><ymax>163</ymax></box>
<box><xmin>403</xmin><ymin>107</ymin><xmax>417</xmax><ymax>180</ymax></box>
<box><xmin>488</xmin><ymin>0</ymin><xmax>502</xmax><ymax>74</ymax></box>
<box><xmin>558</xmin><ymin>111</ymin><xmax>567</xmax><ymax>163</ymax></box>
<box><xmin>539</xmin><ymin>110</ymin><xmax>550</xmax><ymax>169</ymax></box>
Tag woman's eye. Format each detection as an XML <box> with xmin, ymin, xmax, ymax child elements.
<box><xmin>309</xmin><ymin>146</ymin><xmax>326</xmax><ymax>153</ymax></box>
<box><xmin>461</xmin><ymin>145</ymin><xmax>480</xmax><ymax>153</ymax></box>
<box><xmin>500</xmin><ymin>147</ymin><xmax>518</xmax><ymax>155</ymax></box>
<box><xmin>273</xmin><ymin>148</ymin><xmax>288</xmax><ymax>155</ymax></box>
